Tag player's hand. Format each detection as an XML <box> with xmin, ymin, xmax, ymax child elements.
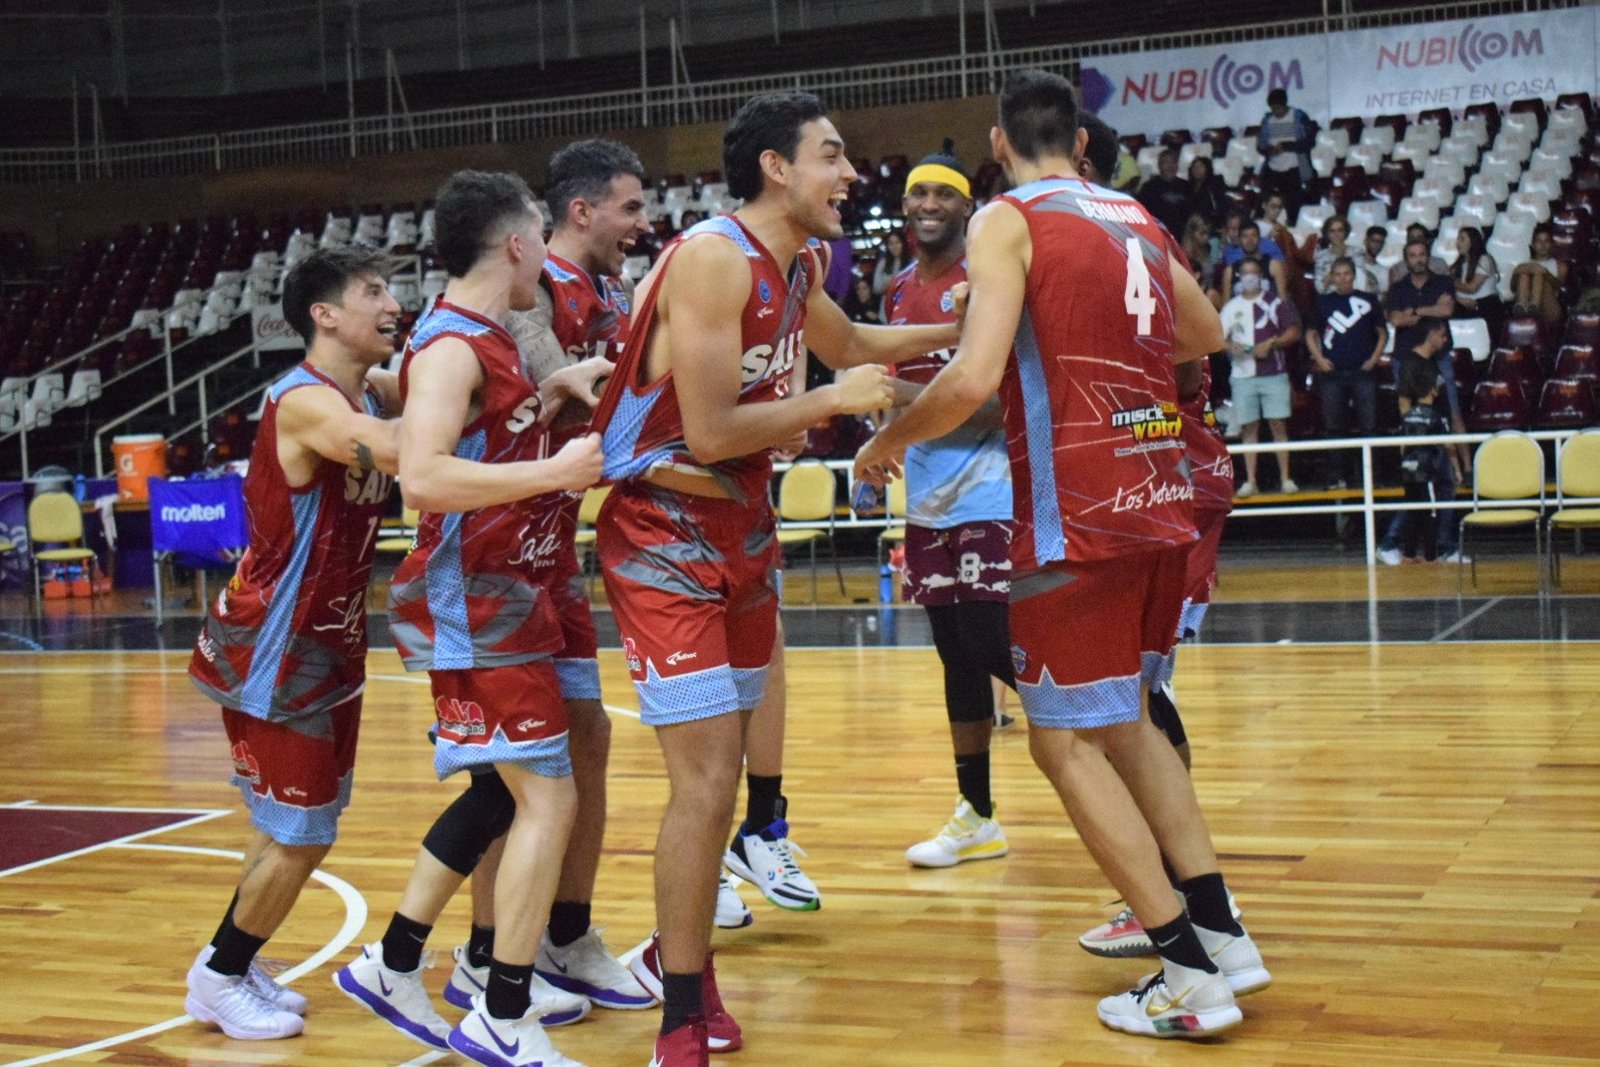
<box><xmin>833</xmin><ymin>364</ymin><xmax>895</xmax><ymax>416</ymax></box>
<box><xmin>1311</xmin><ymin>355</ymin><xmax>1334</xmax><ymax>374</ymax></box>
<box><xmin>772</xmin><ymin>428</ymin><xmax>811</xmax><ymax>462</ymax></box>
<box><xmin>544</xmin><ymin>432</ymin><xmax>604</xmax><ymax>492</ymax></box>
<box><xmin>948</xmin><ymin>280</ymin><xmax>970</xmax><ymax>331</ymax></box>
<box><xmin>853</xmin><ymin>433</ymin><xmax>904</xmax><ymax>489</ymax></box>
<box><xmin>537</xmin><ymin>356</ymin><xmax>616</xmax><ymax>425</ymax></box>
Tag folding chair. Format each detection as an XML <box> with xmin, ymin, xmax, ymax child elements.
<box><xmin>1547</xmin><ymin>430</ymin><xmax>1600</xmax><ymax>586</ymax></box>
<box><xmin>148</xmin><ymin>476</ymin><xmax>248</xmax><ymax>624</ymax></box>
<box><xmin>27</xmin><ymin>492</ymin><xmax>98</xmax><ymax>612</ymax></box>
<box><xmin>774</xmin><ymin>462</ymin><xmax>844</xmax><ymax>603</ymax></box>
<box><xmin>1458</xmin><ymin>431</ymin><xmax>1545</xmax><ymax>592</ymax></box>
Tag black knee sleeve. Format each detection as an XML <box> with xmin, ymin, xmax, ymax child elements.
<box><xmin>929</xmin><ymin>603</ymin><xmax>1010</xmax><ymax>723</ymax></box>
<box><xmin>1147</xmin><ymin>683</ymin><xmax>1188</xmax><ymax>749</ymax></box>
<box><xmin>421</xmin><ymin>770</ymin><xmax>514</xmax><ymax>876</ymax></box>
<box><xmin>957</xmin><ymin>599</ymin><xmax>1015</xmax><ymax>690</ymax></box>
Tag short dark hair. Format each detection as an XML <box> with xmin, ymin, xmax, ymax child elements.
<box><xmin>1403</xmin><ymin>237</ymin><xmax>1431</xmax><ymax>255</ymax></box>
<box><xmin>1399</xmin><ymin>354</ymin><xmax>1440</xmax><ymax>401</ymax></box>
<box><xmin>1267</xmin><ymin>88</ymin><xmax>1288</xmax><ymax>107</ymax></box>
<box><xmin>1240</xmin><ymin>220</ymin><xmax>1261</xmax><ymax>236</ymax></box>
<box><xmin>1331</xmin><ymin>255</ymin><xmax>1356</xmax><ymax>273</ymax></box>
<box><xmin>1366</xmin><ymin>225</ymin><xmax>1388</xmax><ymax>240</ymax></box>
<box><xmin>1078</xmin><ymin>112</ymin><xmax>1119</xmax><ymax>183</ymax></box>
<box><xmin>281</xmin><ymin>245</ymin><xmax>390</xmax><ymax>346</ymax></box>
<box><xmin>433</xmin><ymin>170</ymin><xmax>537</xmax><ymax>278</ymax></box>
<box><xmin>546</xmin><ymin>139</ymin><xmax>645</xmax><ymax>229</ymax></box>
<box><xmin>998</xmin><ymin>69</ymin><xmax>1080</xmax><ymax>161</ymax></box>
<box><xmin>724</xmin><ymin>91</ymin><xmax>828</xmax><ymax>201</ymax></box>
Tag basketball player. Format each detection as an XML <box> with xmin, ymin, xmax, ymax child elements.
<box><xmin>855</xmin><ymin>70</ymin><xmax>1269</xmax><ymax>1039</ymax></box>
<box><xmin>1076</xmin><ymin>113</ymin><xmax>1121</xmax><ymax>186</ymax></box>
<box><xmin>333</xmin><ymin>170</ymin><xmax>602</xmax><ymax>1067</ymax></box>
<box><xmin>588</xmin><ymin>91</ymin><xmax>961</xmax><ymax>1064</ymax></box>
<box><xmin>883</xmin><ymin>141</ymin><xmax>1016</xmax><ymax>868</ymax></box>
<box><xmin>184</xmin><ymin>245</ymin><xmax>402</xmax><ymax>1040</ymax></box>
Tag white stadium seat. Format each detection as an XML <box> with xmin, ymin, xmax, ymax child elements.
<box><xmin>1505</xmin><ymin>190</ymin><xmax>1552</xmax><ymax>223</ymax></box>
<box><xmin>1315</xmin><ymin>128</ymin><xmax>1350</xmax><ymax>160</ymax></box>
<box><xmin>1358</xmin><ymin>125</ymin><xmax>1396</xmax><ymax>156</ymax></box>
<box><xmin>1311</xmin><ymin>145</ymin><xmax>1338</xmax><ymax>179</ymax></box>
<box><xmin>1450</xmin><ymin>317</ymin><xmax>1493</xmax><ymax>362</ymax></box>
<box><xmin>1347</xmin><ymin>199</ymin><xmax>1389</xmax><ymax>234</ymax></box>
<box><xmin>1396</xmin><ymin>197</ymin><xmax>1440</xmax><ymax>231</ymax></box>
<box><xmin>1345</xmin><ymin>143</ymin><xmax>1384</xmax><ymax>176</ymax></box>
<box><xmin>1468</xmin><ymin>174</ymin><xmax>1511</xmax><ymax>205</ymax></box>
<box><xmin>1296</xmin><ymin>202</ymin><xmax>1333</xmax><ymax>233</ymax></box>
<box><xmin>1529</xmin><ymin>147</ymin><xmax>1574</xmax><ymax>181</ymax></box>
<box><xmin>1518</xmin><ymin>170</ymin><xmax>1563</xmax><ymax>202</ymax></box>
<box><xmin>1454</xmin><ymin>114</ymin><xmax>1491</xmax><ymax>147</ymax></box>
<box><xmin>1453</xmin><ymin>194</ymin><xmax>1498</xmax><ymax>230</ymax></box>
<box><xmin>1401</xmin><ymin>124</ymin><xmax>1442</xmax><ymax>152</ymax></box>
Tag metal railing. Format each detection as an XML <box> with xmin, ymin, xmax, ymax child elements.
<box><xmin>777</xmin><ymin>428</ymin><xmax>1597</xmax><ymax>572</ymax></box>
<box><xmin>0</xmin><ymin>0</ymin><xmax>1568</xmax><ymax>185</ymax></box>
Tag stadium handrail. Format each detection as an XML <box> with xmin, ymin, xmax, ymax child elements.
<box><xmin>0</xmin><ymin>0</ymin><xmax>1567</xmax><ymax>185</ymax></box>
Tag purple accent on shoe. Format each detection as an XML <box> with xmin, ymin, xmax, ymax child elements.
<box><xmin>379</xmin><ymin>974</ymin><xmax>394</xmax><ymax>996</ymax></box>
<box><xmin>533</xmin><ymin>967</ymin><xmax>656</xmax><ymax>1009</ymax></box>
<box><xmin>757</xmin><ymin>817</ymin><xmax>789</xmax><ymax>842</ymax></box>
<box><xmin>333</xmin><ymin>966</ymin><xmax>447</xmax><ymax>1050</ymax></box>
<box><xmin>539</xmin><ymin>1001</ymin><xmax>588</xmax><ymax>1027</ymax></box>
<box><xmin>448</xmin><ymin>1024</ymin><xmax>533</xmax><ymax>1067</ymax></box>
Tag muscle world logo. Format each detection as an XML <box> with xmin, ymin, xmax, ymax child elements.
<box><xmin>1375</xmin><ymin>22</ymin><xmax>1543</xmax><ymax>73</ymax></box>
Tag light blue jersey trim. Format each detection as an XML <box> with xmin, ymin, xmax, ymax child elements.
<box><xmin>235</xmin><ymin>775</ymin><xmax>353</xmax><ymax>846</ymax></box>
<box><xmin>267</xmin><ymin>365</ymin><xmax>325</xmax><ymax>402</ymax></box>
<box><xmin>555</xmin><ymin>658</ymin><xmax>602</xmax><ymax>701</ymax></box>
<box><xmin>633</xmin><ymin>660</ymin><xmax>747</xmax><ymax>726</ymax></box>
<box><xmin>410</xmin><ymin>307</ymin><xmax>493</xmax><ymax>349</ymax></box>
<box><xmin>1014</xmin><ymin>310</ymin><xmax>1066</xmax><ymax>564</ymax></box>
<box><xmin>1019</xmin><ymin>666</ymin><xmax>1142</xmax><ymax>730</ymax></box>
<box><xmin>239</xmin><ymin>489</ymin><xmax>322</xmax><ymax>719</ymax></box>
<box><xmin>434</xmin><ymin>728</ymin><xmax>573</xmax><ymax>780</ymax></box>
<box><xmin>424</xmin><ymin>429</ymin><xmax>487</xmax><ymax>669</ymax></box>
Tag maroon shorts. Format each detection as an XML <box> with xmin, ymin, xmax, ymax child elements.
<box><xmin>903</xmin><ymin>521</ymin><xmax>1012</xmax><ymax>605</ymax></box>
<box><xmin>222</xmin><ymin>696</ymin><xmax>361</xmax><ymax>847</ymax></box>
<box><xmin>598</xmin><ymin>482</ymin><xmax>779</xmax><ymax>727</ymax></box>
<box><xmin>1008</xmin><ymin>544</ymin><xmax>1187</xmax><ymax>731</ymax></box>
<box><xmin>429</xmin><ymin>661</ymin><xmax>570</xmax><ymax>779</ymax></box>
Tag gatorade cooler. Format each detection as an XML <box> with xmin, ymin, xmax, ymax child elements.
<box><xmin>111</xmin><ymin>434</ymin><xmax>167</xmax><ymax>503</ymax></box>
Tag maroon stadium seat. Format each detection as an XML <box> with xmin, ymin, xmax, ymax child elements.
<box><xmin>1534</xmin><ymin>379</ymin><xmax>1598</xmax><ymax>428</ymax></box>
<box><xmin>1553</xmin><ymin>344</ymin><xmax>1598</xmax><ymax>387</ymax></box>
<box><xmin>1509</xmin><ymin>98</ymin><xmax>1548</xmax><ymax>131</ymax></box>
<box><xmin>1565</xmin><ymin>313</ymin><xmax>1600</xmax><ymax>347</ymax></box>
<box><xmin>1556</xmin><ymin>94</ymin><xmax>1594</xmax><ymax>124</ymax></box>
<box><xmin>1159</xmin><ymin>129</ymin><xmax>1193</xmax><ymax>148</ymax></box>
<box><xmin>1467</xmin><ymin>379</ymin><xmax>1529</xmax><ymax>431</ymax></box>
<box><xmin>1490</xmin><ymin>344</ymin><xmax>1545</xmax><ymax>400</ymax></box>
<box><xmin>1464</xmin><ymin>103</ymin><xmax>1502</xmax><ymax>139</ymax></box>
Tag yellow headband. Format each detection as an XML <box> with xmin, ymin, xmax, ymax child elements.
<box><xmin>905</xmin><ymin>163</ymin><xmax>971</xmax><ymax>198</ymax></box>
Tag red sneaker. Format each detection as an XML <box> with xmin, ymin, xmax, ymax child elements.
<box><xmin>702</xmin><ymin>951</ymin><xmax>742</xmax><ymax>1053</ymax></box>
<box><xmin>650</xmin><ymin>1017</ymin><xmax>709</xmax><ymax>1067</ymax></box>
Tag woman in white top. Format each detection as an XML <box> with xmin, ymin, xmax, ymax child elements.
<box><xmin>1511</xmin><ymin>225</ymin><xmax>1570</xmax><ymax>327</ymax></box>
<box><xmin>1451</xmin><ymin>225</ymin><xmax>1505</xmax><ymax>341</ymax></box>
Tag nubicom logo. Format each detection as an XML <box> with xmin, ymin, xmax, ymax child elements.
<box><xmin>1377</xmin><ymin>23</ymin><xmax>1544</xmax><ymax>73</ymax></box>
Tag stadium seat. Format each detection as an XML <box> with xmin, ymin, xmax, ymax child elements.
<box><xmin>1396</xmin><ymin>197</ymin><xmax>1440</xmax><ymax>231</ymax></box>
<box><xmin>1566</xmin><ymin>314</ymin><xmax>1600</xmax><ymax>347</ymax></box>
<box><xmin>1505</xmin><ymin>190</ymin><xmax>1552</xmax><ymax>224</ymax></box>
<box><xmin>1347</xmin><ymin>199</ymin><xmax>1388</xmax><ymax>233</ymax></box>
<box><xmin>1553</xmin><ymin>344</ymin><xmax>1598</xmax><ymax>387</ymax></box>
<box><xmin>1451</xmin><ymin>318</ymin><xmax>1493</xmax><ymax>363</ymax></box>
<box><xmin>1519</xmin><ymin>170</ymin><xmax>1563</xmax><ymax>203</ymax></box>
<box><xmin>1177</xmin><ymin>142</ymin><xmax>1213</xmax><ymax>174</ymax></box>
<box><xmin>1310</xmin><ymin>145</ymin><xmax>1338</xmax><ymax>180</ymax></box>
<box><xmin>1466</xmin><ymin>379</ymin><xmax>1529</xmax><ymax>431</ymax></box>
<box><xmin>1411</xmin><ymin>176</ymin><xmax>1454</xmax><ymax>210</ymax></box>
<box><xmin>1549</xmin><ymin>105</ymin><xmax>1588</xmax><ymax>140</ymax></box>
<box><xmin>1223</xmin><ymin>138</ymin><xmax>1262</xmax><ymax>170</ymax></box>
<box><xmin>1136</xmin><ymin>145</ymin><xmax>1163</xmax><ymax>181</ymax></box>
<box><xmin>1423</xmin><ymin>157</ymin><xmax>1467</xmax><ymax>193</ymax></box>
<box><xmin>1159</xmin><ymin>129</ymin><xmax>1193</xmax><ymax>148</ymax></box>
<box><xmin>1295</xmin><ymin>202</ymin><xmax>1332</xmax><ymax>233</ymax></box>
<box><xmin>1345</xmin><ymin>143</ymin><xmax>1383</xmax><ymax>176</ymax></box>
<box><xmin>1390</xmin><ymin>141</ymin><xmax>1430</xmax><ymax>170</ymax></box>
<box><xmin>1534</xmin><ymin>379</ymin><xmax>1598</xmax><ymax>429</ymax></box>
<box><xmin>1468</xmin><ymin>173</ymin><xmax>1512</xmax><ymax>206</ymax></box>
<box><xmin>1453</xmin><ymin>195</ymin><xmax>1499</xmax><ymax>230</ymax></box>
<box><xmin>1509</xmin><ymin>99</ymin><xmax>1548</xmax><ymax>132</ymax></box>
<box><xmin>1417</xmin><ymin>107</ymin><xmax>1454</xmax><ymax>138</ymax></box>
<box><xmin>1530</xmin><ymin>147</ymin><xmax>1574</xmax><ymax>181</ymax></box>
<box><xmin>775</xmin><ymin>461</ymin><xmax>845</xmax><ymax>602</ymax></box>
<box><xmin>1439</xmin><ymin>135</ymin><xmax>1481</xmax><ymax>169</ymax></box>
<box><xmin>1358</xmin><ymin>125</ymin><xmax>1396</xmax><ymax>157</ymax></box>
<box><xmin>1457</xmin><ymin>112</ymin><xmax>1494</xmax><ymax>148</ymax></box>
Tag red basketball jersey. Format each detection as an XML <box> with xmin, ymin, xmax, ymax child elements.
<box><xmin>885</xmin><ymin>258</ymin><xmax>962</xmax><ymax>383</ymax></box>
<box><xmin>591</xmin><ymin>215</ymin><xmax>820</xmax><ymax>505</ymax></box>
<box><xmin>190</xmin><ymin>363</ymin><xmax>393</xmax><ymax>721</ymax></box>
<box><xmin>995</xmin><ymin>177</ymin><xmax>1197</xmax><ymax>568</ymax></box>
<box><xmin>1181</xmin><ymin>362</ymin><xmax>1234</xmax><ymax>517</ymax></box>
<box><xmin>387</xmin><ymin>299</ymin><xmax>564</xmax><ymax>670</ymax></box>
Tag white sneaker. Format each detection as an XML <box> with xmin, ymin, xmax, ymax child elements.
<box><xmin>185</xmin><ymin>954</ymin><xmax>305</xmax><ymax>1041</ymax></box>
<box><xmin>448</xmin><ymin>995</ymin><xmax>587</xmax><ymax>1067</ymax></box>
<box><xmin>724</xmin><ymin>818</ymin><xmax>821</xmax><ymax>911</ymax></box>
<box><xmin>1281</xmin><ymin>478</ymin><xmax>1299</xmax><ymax>494</ymax></box>
<box><xmin>1235</xmin><ymin>482</ymin><xmax>1257</xmax><ymax>499</ymax></box>
<box><xmin>1377</xmin><ymin>547</ymin><xmax>1403</xmax><ymax>566</ymax></box>
<box><xmin>1196</xmin><ymin>926</ymin><xmax>1272</xmax><ymax>996</ymax></box>
<box><xmin>1096</xmin><ymin>963</ymin><xmax>1242</xmax><ymax>1039</ymax></box>
<box><xmin>905</xmin><ymin>798</ymin><xmax>1009</xmax><ymax>868</ymax></box>
<box><xmin>716</xmin><ymin>873</ymin><xmax>754</xmax><ymax>929</ymax></box>
<box><xmin>445</xmin><ymin>945</ymin><xmax>592</xmax><ymax>1027</ymax></box>
<box><xmin>195</xmin><ymin>944</ymin><xmax>309</xmax><ymax>1015</ymax></box>
<box><xmin>1442</xmin><ymin>550</ymin><xmax>1471</xmax><ymax>564</ymax></box>
<box><xmin>536</xmin><ymin>928</ymin><xmax>655</xmax><ymax>1010</ymax></box>
<box><xmin>332</xmin><ymin>942</ymin><xmax>452</xmax><ymax>1049</ymax></box>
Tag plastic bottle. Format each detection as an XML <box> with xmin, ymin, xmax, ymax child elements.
<box><xmin>73</xmin><ymin>474</ymin><xmax>87</xmax><ymax>503</ymax></box>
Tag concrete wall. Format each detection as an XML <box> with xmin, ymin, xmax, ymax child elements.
<box><xmin>2</xmin><ymin>94</ymin><xmax>1000</xmax><ymax>262</ymax></box>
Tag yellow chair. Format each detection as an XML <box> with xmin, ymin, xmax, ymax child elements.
<box><xmin>1547</xmin><ymin>430</ymin><xmax>1600</xmax><ymax>587</ymax></box>
<box><xmin>775</xmin><ymin>462</ymin><xmax>843</xmax><ymax>602</ymax></box>
<box><xmin>1458</xmin><ymin>431</ymin><xmax>1545</xmax><ymax>592</ymax></box>
<box><xmin>573</xmin><ymin>485</ymin><xmax>611</xmax><ymax>592</ymax></box>
<box><xmin>877</xmin><ymin>476</ymin><xmax>910</xmax><ymax>551</ymax></box>
<box><xmin>28</xmin><ymin>491</ymin><xmax>99</xmax><ymax>608</ymax></box>
<box><xmin>376</xmin><ymin>507</ymin><xmax>421</xmax><ymax>555</ymax></box>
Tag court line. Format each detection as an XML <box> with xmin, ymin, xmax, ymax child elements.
<box><xmin>1429</xmin><ymin>596</ymin><xmax>1506</xmax><ymax>643</ymax></box>
<box><xmin>6</xmin><ymin>841</ymin><xmax>367</xmax><ymax>1067</ymax></box>
<box><xmin>0</xmin><ymin>809</ymin><xmax>229</xmax><ymax>880</ymax></box>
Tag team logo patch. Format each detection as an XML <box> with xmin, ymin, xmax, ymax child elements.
<box><xmin>435</xmin><ymin>696</ymin><xmax>487</xmax><ymax>737</ymax></box>
<box><xmin>940</xmin><ymin>289</ymin><xmax>955</xmax><ymax>314</ymax></box>
<box><xmin>1010</xmin><ymin>645</ymin><xmax>1028</xmax><ymax>677</ymax></box>
<box><xmin>624</xmin><ymin>637</ymin><xmax>643</xmax><ymax>674</ymax></box>
<box><xmin>567</xmin><ymin>296</ymin><xmax>579</xmax><ymax>312</ymax></box>
<box><xmin>758</xmin><ymin>279</ymin><xmax>772</xmax><ymax>303</ymax></box>
<box><xmin>231</xmin><ymin>741</ymin><xmax>261</xmax><ymax>785</ymax></box>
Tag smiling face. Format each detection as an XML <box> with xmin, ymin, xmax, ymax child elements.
<box><xmin>317</xmin><ymin>272</ymin><xmax>401</xmax><ymax>364</ymax></box>
<box><xmin>902</xmin><ymin>180</ymin><xmax>971</xmax><ymax>259</ymax></box>
<box><xmin>578</xmin><ymin>173</ymin><xmax>649</xmax><ymax>276</ymax></box>
<box><xmin>777</xmin><ymin>116</ymin><xmax>858</xmax><ymax>240</ymax></box>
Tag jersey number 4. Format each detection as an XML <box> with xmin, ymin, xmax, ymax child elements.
<box><xmin>1123</xmin><ymin>237</ymin><xmax>1157</xmax><ymax>337</ymax></box>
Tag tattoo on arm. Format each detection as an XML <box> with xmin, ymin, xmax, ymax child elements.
<box><xmin>354</xmin><ymin>440</ymin><xmax>376</xmax><ymax>471</ymax></box>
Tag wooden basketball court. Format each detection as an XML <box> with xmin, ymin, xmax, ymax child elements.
<box><xmin>2</xmin><ymin>637</ymin><xmax>1598</xmax><ymax>1065</ymax></box>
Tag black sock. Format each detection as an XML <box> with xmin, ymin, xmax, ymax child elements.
<box><xmin>1143</xmin><ymin>914</ymin><xmax>1217</xmax><ymax>973</ymax></box>
<box><xmin>954</xmin><ymin>752</ymin><xmax>993</xmax><ymax>819</ymax></box>
<box><xmin>486</xmin><ymin>959</ymin><xmax>534</xmax><ymax>1020</ymax></box>
<box><xmin>548</xmin><ymin>900</ymin><xmax>591</xmax><ymax>948</ymax></box>
<box><xmin>744</xmin><ymin>774</ymin><xmax>782</xmax><ymax>832</ymax></box>
<box><xmin>209</xmin><ymin>891</ymin><xmax>240</xmax><ymax>949</ymax></box>
<box><xmin>1179</xmin><ymin>873</ymin><xmax>1243</xmax><ymax>936</ymax></box>
<box><xmin>380</xmin><ymin>913</ymin><xmax>433</xmax><ymax>973</ymax></box>
<box><xmin>467</xmin><ymin>924</ymin><xmax>495</xmax><ymax>969</ymax></box>
<box><xmin>208</xmin><ymin>919</ymin><xmax>267</xmax><ymax>978</ymax></box>
<box><xmin>660</xmin><ymin>970</ymin><xmax>704</xmax><ymax>1036</ymax></box>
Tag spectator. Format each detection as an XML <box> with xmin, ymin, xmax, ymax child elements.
<box><xmin>676</xmin><ymin>208</ymin><xmax>704</xmax><ymax>231</ymax></box>
<box><xmin>871</xmin><ymin>230</ymin><xmax>909</xmax><ymax>295</ymax></box>
<box><xmin>1258</xmin><ymin>192</ymin><xmax>1297</xmax><ymax>259</ymax></box>
<box><xmin>1382</xmin><ymin>355</ymin><xmax>1452</xmax><ymax>564</ymax></box>
<box><xmin>1077</xmin><ymin>112</ymin><xmax>1121</xmax><ymax>186</ymax></box>
<box><xmin>1220</xmin><ymin>258</ymin><xmax>1302</xmax><ymax>496</ymax></box>
<box><xmin>1387</xmin><ymin>223</ymin><xmax>1448</xmax><ymax>288</ymax></box>
<box><xmin>1314</xmin><ymin>215</ymin><xmax>1379</xmax><ymax>295</ymax></box>
<box><xmin>1307</xmin><ymin>257</ymin><xmax>1387</xmax><ymax>487</ymax></box>
<box><xmin>1179</xmin><ymin>214</ymin><xmax>1221</xmax><ymax>305</ymax></box>
<box><xmin>1222</xmin><ymin>220</ymin><xmax>1289</xmax><ymax>300</ymax></box>
<box><xmin>1511</xmin><ymin>224</ymin><xmax>1569</xmax><ymax>326</ymax></box>
<box><xmin>1255</xmin><ymin>87</ymin><xmax>1317</xmax><ymax>217</ymax></box>
<box><xmin>1450</xmin><ymin>225</ymin><xmax>1505</xmax><ymax>342</ymax></box>
<box><xmin>1378</xmin><ymin>324</ymin><xmax>1464</xmax><ymax>564</ymax></box>
<box><xmin>842</xmin><ymin>275</ymin><xmax>882</xmax><ymax>324</ymax></box>
<box><xmin>1187</xmin><ymin>156</ymin><xmax>1230</xmax><ymax>226</ymax></box>
<box><xmin>1137</xmin><ymin>148</ymin><xmax>1194</xmax><ymax>237</ymax></box>
<box><xmin>1362</xmin><ymin>225</ymin><xmax>1392</xmax><ymax>297</ymax></box>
